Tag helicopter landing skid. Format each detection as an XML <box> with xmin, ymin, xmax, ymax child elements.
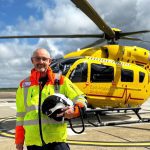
<box><xmin>85</xmin><ymin>107</ymin><xmax>150</xmax><ymax>127</ymax></box>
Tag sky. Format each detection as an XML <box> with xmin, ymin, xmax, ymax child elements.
<box><xmin>0</xmin><ymin>0</ymin><xmax>150</xmax><ymax>88</ymax></box>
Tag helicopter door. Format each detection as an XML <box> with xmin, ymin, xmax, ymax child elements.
<box><xmin>87</xmin><ymin>63</ymin><xmax>115</xmax><ymax>108</ymax></box>
<box><xmin>68</xmin><ymin>62</ymin><xmax>88</xmax><ymax>94</ymax></box>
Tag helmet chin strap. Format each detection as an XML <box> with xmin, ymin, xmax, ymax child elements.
<box><xmin>68</xmin><ymin>105</ymin><xmax>85</xmax><ymax>134</ymax></box>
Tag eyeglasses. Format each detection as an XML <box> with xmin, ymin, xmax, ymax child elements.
<box><xmin>32</xmin><ymin>57</ymin><xmax>50</xmax><ymax>62</ymax></box>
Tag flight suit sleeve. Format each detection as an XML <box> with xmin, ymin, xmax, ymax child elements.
<box><xmin>15</xmin><ymin>85</ymin><xmax>26</xmax><ymax>144</ymax></box>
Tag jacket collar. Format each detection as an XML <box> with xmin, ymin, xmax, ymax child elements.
<box><xmin>30</xmin><ymin>67</ymin><xmax>55</xmax><ymax>85</ymax></box>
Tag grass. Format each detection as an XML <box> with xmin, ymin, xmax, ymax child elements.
<box><xmin>0</xmin><ymin>88</ymin><xmax>17</xmax><ymax>92</ymax></box>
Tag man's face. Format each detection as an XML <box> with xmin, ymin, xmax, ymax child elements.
<box><xmin>31</xmin><ymin>50</ymin><xmax>51</xmax><ymax>72</ymax></box>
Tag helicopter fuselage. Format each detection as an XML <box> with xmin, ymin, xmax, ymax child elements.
<box><xmin>51</xmin><ymin>46</ymin><xmax>150</xmax><ymax>108</ymax></box>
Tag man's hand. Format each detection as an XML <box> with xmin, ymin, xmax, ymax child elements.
<box><xmin>16</xmin><ymin>144</ymin><xmax>23</xmax><ymax>150</ymax></box>
<box><xmin>57</xmin><ymin>105</ymin><xmax>82</xmax><ymax>119</ymax></box>
<box><xmin>63</xmin><ymin>106</ymin><xmax>75</xmax><ymax>119</ymax></box>
<box><xmin>57</xmin><ymin>106</ymin><xmax>75</xmax><ymax>119</ymax></box>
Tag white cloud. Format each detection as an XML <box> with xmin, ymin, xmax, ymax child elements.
<box><xmin>0</xmin><ymin>0</ymin><xmax>150</xmax><ymax>87</ymax></box>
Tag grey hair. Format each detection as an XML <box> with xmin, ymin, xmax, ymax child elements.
<box><xmin>32</xmin><ymin>48</ymin><xmax>51</xmax><ymax>58</ymax></box>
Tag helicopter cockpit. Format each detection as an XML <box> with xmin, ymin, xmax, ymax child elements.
<box><xmin>51</xmin><ymin>57</ymin><xmax>88</xmax><ymax>82</ymax></box>
<box><xmin>50</xmin><ymin>57</ymin><xmax>82</xmax><ymax>75</ymax></box>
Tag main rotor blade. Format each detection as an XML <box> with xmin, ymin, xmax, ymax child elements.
<box><xmin>71</xmin><ymin>0</ymin><xmax>115</xmax><ymax>38</ymax></box>
<box><xmin>121</xmin><ymin>36</ymin><xmax>150</xmax><ymax>43</ymax></box>
<box><xmin>0</xmin><ymin>34</ymin><xmax>104</xmax><ymax>39</ymax></box>
<box><xmin>120</xmin><ymin>30</ymin><xmax>150</xmax><ymax>37</ymax></box>
<box><xmin>81</xmin><ymin>38</ymin><xmax>106</xmax><ymax>49</ymax></box>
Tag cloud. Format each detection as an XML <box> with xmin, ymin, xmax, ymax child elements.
<box><xmin>0</xmin><ymin>0</ymin><xmax>150</xmax><ymax>87</ymax></box>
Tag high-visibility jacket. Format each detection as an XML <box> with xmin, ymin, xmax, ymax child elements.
<box><xmin>15</xmin><ymin>67</ymin><xmax>87</xmax><ymax>146</ymax></box>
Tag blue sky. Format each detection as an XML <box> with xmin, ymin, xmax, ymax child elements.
<box><xmin>0</xmin><ymin>0</ymin><xmax>150</xmax><ymax>88</ymax></box>
<box><xmin>0</xmin><ymin>1</ymin><xmax>35</xmax><ymax>24</ymax></box>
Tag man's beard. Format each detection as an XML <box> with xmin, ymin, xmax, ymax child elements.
<box><xmin>35</xmin><ymin>64</ymin><xmax>47</xmax><ymax>72</ymax></box>
<box><xmin>38</xmin><ymin>68</ymin><xmax>46</xmax><ymax>72</ymax></box>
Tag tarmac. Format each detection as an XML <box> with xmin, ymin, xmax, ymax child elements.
<box><xmin>0</xmin><ymin>92</ymin><xmax>150</xmax><ymax>150</ymax></box>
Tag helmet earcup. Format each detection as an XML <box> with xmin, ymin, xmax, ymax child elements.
<box><xmin>50</xmin><ymin>109</ymin><xmax>64</xmax><ymax>121</ymax></box>
<box><xmin>42</xmin><ymin>95</ymin><xmax>60</xmax><ymax>114</ymax></box>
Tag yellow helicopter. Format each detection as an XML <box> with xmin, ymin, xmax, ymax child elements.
<box><xmin>51</xmin><ymin>0</ymin><xmax>150</xmax><ymax>110</ymax></box>
<box><xmin>0</xmin><ymin>0</ymin><xmax>150</xmax><ymax>111</ymax></box>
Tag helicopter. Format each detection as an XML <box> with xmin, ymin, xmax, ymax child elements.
<box><xmin>0</xmin><ymin>0</ymin><xmax>150</xmax><ymax>111</ymax></box>
<box><xmin>50</xmin><ymin>0</ymin><xmax>150</xmax><ymax>110</ymax></box>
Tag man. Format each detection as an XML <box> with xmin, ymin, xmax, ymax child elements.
<box><xmin>15</xmin><ymin>48</ymin><xmax>87</xmax><ymax>150</ymax></box>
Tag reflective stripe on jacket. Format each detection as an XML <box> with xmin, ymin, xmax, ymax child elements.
<box><xmin>16</xmin><ymin>67</ymin><xmax>87</xmax><ymax>146</ymax></box>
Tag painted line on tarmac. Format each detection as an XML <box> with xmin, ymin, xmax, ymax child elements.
<box><xmin>0</xmin><ymin>115</ymin><xmax>150</xmax><ymax>147</ymax></box>
<box><xmin>0</xmin><ymin>131</ymin><xmax>14</xmax><ymax>138</ymax></box>
<box><xmin>0</xmin><ymin>116</ymin><xmax>16</xmax><ymax>139</ymax></box>
<box><xmin>0</xmin><ymin>131</ymin><xmax>150</xmax><ymax>147</ymax></box>
<box><xmin>67</xmin><ymin>140</ymin><xmax>150</xmax><ymax>147</ymax></box>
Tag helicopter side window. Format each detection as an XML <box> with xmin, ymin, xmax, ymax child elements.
<box><xmin>91</xmin><ymin>64</ymin><xmax>114</xmax><ymax>82</ymax></box>
<box><xmin>50</xmin><ymin>63</ymin><xmax>60</xmax><ymax>73</ymax></box>
<box><xmin>51</xmin><ymin>63</ymin><xmax>73</xmax><ymax>75</ymax></box>
<box><xmin>60</xmin><ymin>64</ymin><xmax>72</xmax><ymax>75</ymax></box>
<box><xmin>69</xmin><ymin>63</ymin><xmax>87</xmax><ymax>82</ymax></box>
<box><xmin>139</xmin><ymin>71</ymin><xmax>145</xmax><ymax>82</ymax></box>
<box><xmin>50</xmin><ymin>58</ymin><xmax>80</xmax><ymax>75</ymax></box>
<box><xmin>121</xmin><ymin>69</ymin><xmax>133</xmax><ymax>82</ymax></box>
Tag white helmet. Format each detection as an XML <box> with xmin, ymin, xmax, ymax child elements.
<box><xmin>42</xmin><ymin>94</ymin><xmax>73</xmax><ymax>121</ymax></box>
